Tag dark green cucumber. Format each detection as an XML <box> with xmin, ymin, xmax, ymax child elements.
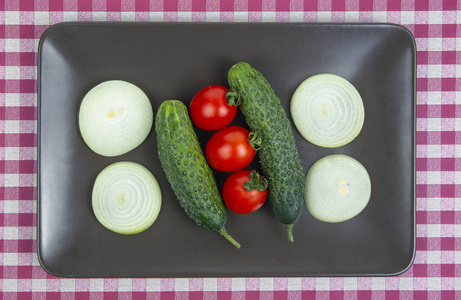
<box><xmin>228</xmin><ymin>62</ymin><xmax>305</xmax><ymax>242</ymax></box>
<box><xmin>155</xmin><ymin>100</ymin><xmax>240</xmax><ymax>248</ymax></box>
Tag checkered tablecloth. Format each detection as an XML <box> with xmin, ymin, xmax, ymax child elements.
<box><xmin>1</xmin><ymin>0</ymin><xmax>460</xmax><ymax>298</ymax></box>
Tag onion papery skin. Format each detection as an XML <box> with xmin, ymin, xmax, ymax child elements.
<box><xmin>290</xmin><ymin>73</ymin><xmax>364</xmax><ymax>148</ymax></box>
<box><xmin>305</xmin><ymin>154</ymin><xmax>371</xmax><ymax>223</ymax></box>
<box><xmin>79</xmin><ymin>80</ymin><xmax>153</xmax><ymax>157</ymax></box>
<box><xmin>92</xmin><ymin>161</ymin><xmax>162</xmax><ymax>234</ymax></box>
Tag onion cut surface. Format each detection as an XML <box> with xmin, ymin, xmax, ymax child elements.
<box><xmin>305</xmin><ymin>154</ymin><xmax>371</xmax><ymax>223</ymax></box>
<box><xmin>79</xmin><ymin>80</ymin><xmax>153</xmax><ymax>157</ymax></box>
<box><xmin>92</xmin><ymin>161</ymin><xmax>162</xmax><ymax>234</ymax></box>
<box><xmin>291</xmin><ymin>73</ymin><xmax>364</xmax><ymax>148</ymax></box>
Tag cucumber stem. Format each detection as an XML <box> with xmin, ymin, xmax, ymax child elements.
<box><xmin>219</xmin><ymin>227</ymin><xmax>241</xmax><ymax>249</ymax></box>
<box><xmin>286</xmin><ymin>224</ymin><xmax>294</xmax><ymax>242</ymax></box>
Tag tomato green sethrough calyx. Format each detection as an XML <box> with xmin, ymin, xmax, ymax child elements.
<box><xmin>243</xmin><ymin>170</ymin><xmax>268</xmax><ymax>192</ymax></box>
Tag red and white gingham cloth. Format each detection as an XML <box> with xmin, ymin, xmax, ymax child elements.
<box><xmin>1</xmin><ymin>0</ymin><xmax>460</xmax><ymax>298</ymax></box>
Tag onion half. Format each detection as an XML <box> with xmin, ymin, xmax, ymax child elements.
<box><xmin>92</xmin><ymin>161</ymin><xmax>162</xmax><ymax>234</ymax></box>
<box><xmin>291</xmin><ymin>73</ymin><xmax>364</xmax><ymax>148</ymax></box>
<box><xmin>305</xmin><ymin>154</ymin><xmax>371</xmax><ymax>223</ymax></box>
<box><xmin>79</xmin><ymin>80</ymin><xmax>153</xmax><ymax>157</ymax></box>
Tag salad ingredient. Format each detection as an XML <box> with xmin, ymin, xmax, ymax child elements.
<box><xmin>155</xmin><ymin>100</ymin><xmax>240</xmax><ymax>248</ymax></box>
<box><xmin>92</xmin><ymin>161</ymin><xmax>162</xmax><ymax>235</ymax></box>
<box><xmin>305</xmin><ymin>154</ymin><xmax>371</xmax><ymax>223</ymax></box>
<box><xmin>78</xmin><ymin>80</ymin><xmax>153</xmax><ymax>157</ymax></box>
<box><xmin>290</xmin><ymin>73</ymin><xmax>364</xmax><ymax>148</ymax></box>
<box><xmin>189</xmin><ymin>85</ymin><xmax>237</xmax><ymax>131</ymax></box>
<box><xmin>222</xmin><ymin>170</ymin><xmax>268</xmax><ymax>214</ymax></box>
<box><xmin>205</xmin><ymin>126</ymin><xmax>259</xmax><ymax>173</ymax></box>
<box><xmin>227</xmin><ymin>62</ymin><xmax>305</xmax><ymax>242</ymax></box>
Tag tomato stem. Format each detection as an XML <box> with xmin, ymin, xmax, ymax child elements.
<box><xmin>243</xmin><ymin>170</ymin><xmax>268</xmax><ymax>191</ymax></box>
<box><xmin>247</xmin><ymin>131</ymin><xmax>262</xmax><ymax>151</ymax></box>
<box><xmin>226</xmin><ymin>90</ymin><xmax>241</xmax><ymax>106</ymax></box>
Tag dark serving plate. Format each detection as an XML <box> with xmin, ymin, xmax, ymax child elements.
<box><xmin>37</xmin><ymin>22</ymin><xmax>416</xmax><ymax>278</ymax></box>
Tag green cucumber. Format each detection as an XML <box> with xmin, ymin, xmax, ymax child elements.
<box><xmin>155</xmin><ymin>100</ymin><xmax>240</xmax><ymax>248</ymax></box>
<box><xmin>227</xmin><ymin>62</ymin><xmax>305</xmax><ymax>242</ymax></box>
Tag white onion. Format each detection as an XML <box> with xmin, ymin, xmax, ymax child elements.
<box><xmin>79</xmin><ymin>80</ymin><xmax>153</xmax><ymax>157</ymax></box>
<box><xmin>92</xmin><ymin>161</ymin><xmax>162</xmax><ymax>234</ymax></box>
<box><xmin>305</xmin><ymin>154</ymin><xmax>371</xmax><ymax>223</ymax></box>
<box><xmin>291</xmin><ymin>73</ymin><xmax>364</xmax><ymax>148</ymax></box>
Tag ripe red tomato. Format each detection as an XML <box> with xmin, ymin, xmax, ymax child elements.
<box><xmin>189</xmin><ymin>85</ymin><xmax>237</xmax><ymax>131</ymax></box>
<box><xmin>222</xmin><ymin>170</ymin><xmax>268</xmax><ymax>214</ymax></box>
<box><xmin>205</xmin><ymin>126</ymin><xmax>256</xmax><ymax>172</ymax></box>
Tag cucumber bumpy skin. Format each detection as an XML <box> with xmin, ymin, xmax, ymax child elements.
<box><xmin>155</xmin><ymin>100</ymin><xmax>240</xmax><ymax>248</ymax></box>
<box><xmin>228</xmin><ymin>62</ymin><xmax>305</xmax><ymax>242</ymax></box>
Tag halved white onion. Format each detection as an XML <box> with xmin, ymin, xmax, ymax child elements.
<box><xmin>79</xmin><ymin>80</ymin><xmax>153</xmax><ymax>157</ymax></box>
<box><xmin>305</xmin><ymin>154</ymin><xmax>371</xmax><ymax>223</ymax></box>
<box><xmin>291</xmin><ymin>73</ymin><xmax>364</xmax><ymax>148</ymax></box>
<box><xmin>92</xmin><ymin>161</ymin><xmax>162</xmax><ymax>234</ymax></box>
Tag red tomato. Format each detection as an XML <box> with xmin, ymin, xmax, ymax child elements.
<box><xmin>222</xmin><ymin>170</ymin><xmax>268</xmax><ymax>214</ymax></box>
<box><xmin>205</xmin><ymin>126</ymin><xmax>256</xmax><ymax>172</ymax></box>
<box><xmin>189</xmin><ymin>85</ymin><xmax>237</xmax><ymax>131</ymax></box>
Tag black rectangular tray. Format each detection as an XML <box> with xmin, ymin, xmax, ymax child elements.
<box><xmin>38</xmin><ymin>22</ymin><xmax>416</xmax><ymax>277</ymax></box>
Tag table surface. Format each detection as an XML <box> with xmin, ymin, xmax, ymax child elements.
<box><xmin>1</xmin><ymin>0</ymin><xmax>460</xmax><ymax>298</ymax></box>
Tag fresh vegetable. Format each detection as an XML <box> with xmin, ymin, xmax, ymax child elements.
<box><xmin>305</xmin><ymin>154</ymin><xmax>371</xmax><ymax>223</ymax></box>
<box><xmin>189</xmin><ymin>85</ymin><xmax>237</xmax><ymax>131</ymax></box>
<box><xmin>290</xmin><ymin>73</ymin><xmax>364</xmax><ymax>148</ymax></box>
<box><xmin>92</xmin><ymin>161</ymin><xmax>162</xmax><ymax>235</ymax></box>
<box><xmin>205</xmin><ymin>126</ymin><xmax>259</xmax><ymax>173</ymax></box>
<box><xmin>78</xmin><ymin>80</ymin><xmax>153</xmax><ymax>157</ymax></box>
<box><xmin>222</xmin><ymin>170</ymin><xmax>268</xmax><ymax>214</ymax></box>
<box><xmin>227</xmin><ymin>62</ymin><xmax>305</xmax><ymax>242</ymax></box>
<box><xmin>155</xmin><ymin>100</ymin><xmax>240</xmax><ymax>248</ymax></box>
